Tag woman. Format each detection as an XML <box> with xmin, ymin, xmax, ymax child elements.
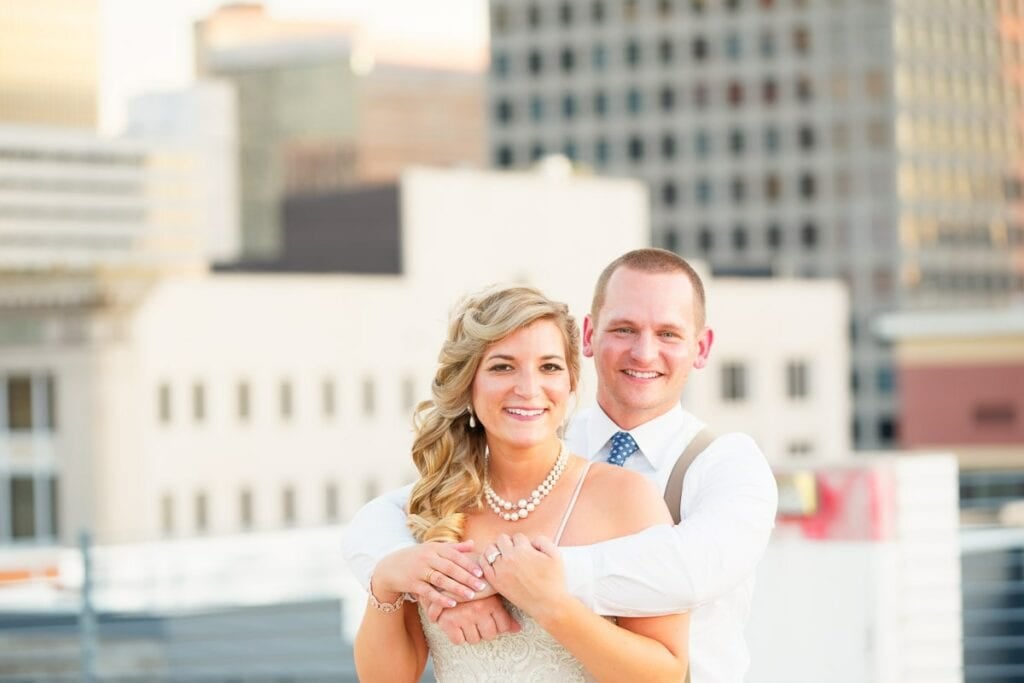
<box><xmin>354</xmin><ymin>285</ymin><xmax>688</xmax><ymax>682</ymax></box>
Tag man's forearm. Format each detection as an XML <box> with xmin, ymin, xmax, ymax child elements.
<box><xmin>342</xmin><ymin>485</ymin><xmax>415</xmax><ymax>589</ymax></box>
<box><xmin>562</xmin><ymin>493</ymin><xmax>776</xmax><ymax>615</ymax></box>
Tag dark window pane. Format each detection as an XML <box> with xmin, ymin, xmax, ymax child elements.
<box><xmin>45</xmin><ymin>376</ymin><xmax>56</xmax><ymax>431</ymax></box>
<box><xmin>798</xmin><ymin>125</ymin><xmax>815</xmax><ymax>149</ymax></box>
<box><xmin>692</xmin><ymin>37</ymin><xmax>708</xmax><ymax>61</ymax></box>
<box><xmin>658</xmin><ymin>38</ymin><xmax>674</xmax><ymax>63</ymax></box>
<box><xmin>727</xmin><ymin>81</ymin><xmax>744</xmax><ymax>107</ymax></box>
<box><xmin>11</xmin><ymin>476</ymin><xmax>35</xmax><ymax>539</ymax></box>
<box><xmin>528</xmin><ymin>3</ymin><xmax>542</xmax><ymax>27</ymax></box>
<box><xmin>48</xmin><ymin>476</ymin><xmax>59</xmax><ymax>537</ymax></box>
<box><xmin>732</xmin><ymin>225</ymin><xmax>748</xmax><ymax>250</ymax></box>
<box><xmin>559</xmin><ymin>1</ymin><xmax>573</xmax><ymax>25</ymax></box>
<box><xmin>528</xmin><ymin>50</ymin><xmax>543</xmax><ymax>75</ymax></box>
<box><xmin>625</xmin><ymin>40</ymin><xmax>641</xmax><ymax>67</ymax></box>
<box><xmin>662</xmin><ymin>181</ymin><xmax>678</xmax><ymax>206</ymax></box>
<box><xmin>801</xmin><ymin>222</ymin><xmax>818</xmax><ymax>247</ymax></box>
<box><xmin>661</xmin><ymin>134</ymin><xmax>677</xmax><ymax>159</ymax></box>
<box><xmin>699</xmin><ymin>227</ymin><xmax>714</xmax><ymax>251</ymax></box>
<box><xmin>628</xmin><ymin>135</ymin><xmax>645</xmax><ymax>161</ymax></box>
<box><xmin>496</xmin><ymin>145</ymin><xmax>514</xmax><ymax>167</ymax></box>
<box><xmin>560</xmin><ymin>47</ymin><xmax>575</xmax><ymax>72</ymax></box>
<box><xmin>659</xmin><ymin>86</ymin><xmax>675</xmax><ymax>112</ymax></box>
<box><xmin>7</xmin><ymin>377</ymin><xmax>31</xmax><ymax>431</ymax></box>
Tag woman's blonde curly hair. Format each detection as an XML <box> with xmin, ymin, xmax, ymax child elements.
<box><xmin>407</xmin><ymin>284</ymin><xmax>580</xmax><ymax>542</ymax></box>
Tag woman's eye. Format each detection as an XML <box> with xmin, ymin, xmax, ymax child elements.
<box><xmin>541</xmin><ymin>363</ymin><xmax>565</xmax><ymax>372</ymax></box>
<box><xmin>488</xmin><ymin>364</ymin><xmax>513</xmax><ymax>372</ymax></box>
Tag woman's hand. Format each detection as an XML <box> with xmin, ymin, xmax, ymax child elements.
<box><xmin>480</xmin><ymin>533</ymin><xmax>572</xmax><ymax>622</ymax></box>
<box><xmin>373</xmin><ymin>540</ymin><xmax>488</xmax><ymax>608</ymax></box>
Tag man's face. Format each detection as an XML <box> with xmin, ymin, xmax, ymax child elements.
<box><xmin>583</xmin><ymin>267</ymin><xmax>713</xmax><ymax>430</ymax></box>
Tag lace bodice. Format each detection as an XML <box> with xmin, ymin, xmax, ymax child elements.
<box><xmin>419</xmin><ymin>600</ymin><xmax>600</xmax><ymax>682</ymax></box>
<box><xmin>419</xmin><ymin>462</ymin><xmax>597</xmax><ymax>681</ymax></box>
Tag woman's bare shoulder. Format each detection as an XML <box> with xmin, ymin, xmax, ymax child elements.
<box><xmin>580</xmin><ymin>462</ymin><xmax>673</xmax><ymax>533</ymax></box>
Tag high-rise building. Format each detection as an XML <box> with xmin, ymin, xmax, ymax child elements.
<box><xmin>486</xmin><ymin>0</ymin><xmax>1024</xmax><ymax>450</ymax></box>
<box><xmin>195</xmin><ymin>4</ymin><xmax>485</xmax><ymax>260</ymax></box>
<box><xmin>0</xmin><ymin>0</ymin><xmax>98</xmax><ymax>128</ymax></box>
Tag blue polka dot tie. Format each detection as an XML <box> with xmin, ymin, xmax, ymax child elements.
<box><xmin>607</xmin><ymin>431</ymin><xmax>639</xmax><ymax>467</ymax></box>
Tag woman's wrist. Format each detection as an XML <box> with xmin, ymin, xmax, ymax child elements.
<box><xmin>369</xmin><ymin>574</ymin><xmax>403</xmax><ymax>602</ymax></box>
<box><xmin>369</xmin><ymin>576</ymin><xmax>407</xmax><ymax>613</ymax></box>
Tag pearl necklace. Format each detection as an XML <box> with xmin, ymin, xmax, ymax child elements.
<box><xmin>483</xmin><ymin>441</ymin><xmax>569</xmax><ymax>522</ymax></box>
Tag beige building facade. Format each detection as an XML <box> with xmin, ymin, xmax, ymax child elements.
<box><xmin>0</xmin><ymin>0</ymin><xmax>98</xmax><ymax>128</ymax></box>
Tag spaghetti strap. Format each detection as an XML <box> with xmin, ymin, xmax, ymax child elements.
<box><xmin>553</xmin><ymin>462</ymin><xmax>593</xmax><ymax>545</ymax></box>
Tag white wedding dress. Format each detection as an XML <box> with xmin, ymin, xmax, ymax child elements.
<box><xmin>418</xmin><ymin>463</ymin><xmax>601</xmax><ymax>682</ymax></box>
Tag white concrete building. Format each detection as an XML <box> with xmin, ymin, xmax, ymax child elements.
<box><xmin>686</xmin><ymin>276</ymin><xmax>850</xmax><ymax>464</ymax></box>
<box><xmin>0</xmin><ymin>165</ymin><xmax>848</xmax><ymax>546</ymax></box>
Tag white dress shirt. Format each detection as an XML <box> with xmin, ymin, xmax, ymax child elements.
<box><xmin>560</xmin><ymin>404</ymin><xmax>778</xmax><ymax>683</ymax></box>
<box><xmin>342</xmin><ymin>404</ymin><xmax>778</xmax><ymax>683</ymax></box>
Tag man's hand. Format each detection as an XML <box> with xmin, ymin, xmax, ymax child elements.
<box><xmin>373</xmin><ymin>540</ymin><xmax>488</xmax><ymax>607</ymax></box>
<box><xmin>481</xmin><ymin>534</ymin><xmax>571</xmax><ymax>622</ymax></box>
<box><xmin>429</xmin><ymin>594</ymin><xmax>522</xmax><ymax>644</ymax></box>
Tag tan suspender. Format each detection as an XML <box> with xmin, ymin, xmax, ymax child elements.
<box><xmin>663</xmin><ymin>427</ymin><xmax>715</xmax><ymax>525</ymax></box>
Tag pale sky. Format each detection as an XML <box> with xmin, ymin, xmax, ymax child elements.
<box><xmin>98</xmin><ymin>0</ymin><xmax>489</xmax><ymax>134</ymax></box>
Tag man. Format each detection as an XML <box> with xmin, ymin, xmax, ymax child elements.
<box><xmin>343</xmin><ymin>248</ymin><xmax>778</xmax><ymax>682</ymax></box>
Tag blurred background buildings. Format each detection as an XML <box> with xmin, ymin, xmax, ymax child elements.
<box><xmin>0</xmin><ymin>0</ymin><xmax>1021</xmax><ymax>681</ymax></box>
<box><xmin>486</xmin><ymin>0</ymin><xmax>1024</xmax><ymax>451</ymax></box>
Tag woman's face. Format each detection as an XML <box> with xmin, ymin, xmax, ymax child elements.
<box><xmin>471</xmin><ymin>318</ymin><xmax>572</xmax><ymax>454</ymax></box>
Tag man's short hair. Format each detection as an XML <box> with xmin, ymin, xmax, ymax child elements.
<box><xmin>591</xmin><ymin>248</ymin><xmax>707</xmax><ymax>327</ymax></box>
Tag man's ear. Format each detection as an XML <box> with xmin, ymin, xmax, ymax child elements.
<box><xmin>693</xmin><ymin>327</ymin><xmax>714</xmax><ymax>369</ymax></box>
<box><xmin>582</xmin><ymin>314</ymin><xmax>596</xmax><ymax>358</ymax></box>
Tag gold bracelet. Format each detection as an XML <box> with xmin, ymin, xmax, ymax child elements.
<box><xmin>368</xmin><ymin>577</ymin><xmax>406</xmax><ymax>614</ymax></box>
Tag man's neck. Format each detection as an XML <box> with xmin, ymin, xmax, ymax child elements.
<box><xmin>597</xmin><ymin>399</ymin><xmax>678</xmax><ymax>431</ymax></box>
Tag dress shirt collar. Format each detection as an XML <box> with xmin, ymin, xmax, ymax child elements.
<box><xmin>585</xmin><ymin>402</ymin><xmax>701</xmax><ymax>470</ymax></box>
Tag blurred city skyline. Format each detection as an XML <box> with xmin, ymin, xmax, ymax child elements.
<box><xmin>99</xmin><ymin>0</ymin><xmax>488</xmax><ymax>134</ymax></box>
<box><xmin>1</xmin><ymin>1</ymin><xmax>1021</xmax><ymax>679</ymax></box>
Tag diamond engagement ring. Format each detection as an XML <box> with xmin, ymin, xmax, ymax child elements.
<box><xmin>485</xmin><ymin>548</ymin><xmax>502</xmax><ymax>565</ymax></box>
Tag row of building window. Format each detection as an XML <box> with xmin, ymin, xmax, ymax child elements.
<box><xmin>720</xmin><ymin>359</ymin><xmax>811</xmax><ymax>402</ymax></box>
<box><xmin>656</xmin><ymin>175</ymin><xmax>823</xmax><ymax>207</ymax></box>
<box><xmin>493</xmin><ymin>0</ymin><xmax>809</xmax><ymax>33</ymax></box>
<box><xmin>850</xmin><ymin>368</ymin><xmax>896</xmax><ymax>396</ymax></box>
<box><xmin>852</xmin><ymin>415</ymin><xmax>898</xmax><ymax>444</ymax></box>
<box><xmin>662</xmin><ymin>221</ymin><xmax>824</xmax><ymax>255</ymax></box>
<box><xmin>493</xmin><ymin>29</ymin><xmax>812</xmax><ymax>77</ymax></box>
<box><xmin>494</xmin><ymin>77</ymin><xmax>817</xmax><ymax>118</ymax></box>
<box><xmin>160</xmin><ymin>480</ymin><xmax>372</xmax><ymax>536</ymax></box>
<box><xmin>156</xmin><ymin>376</ymin><xmax>419</xmax><ymax>425</ymax></box>
<box><xmin>493</xmin><ymin>121</ymin><xmax>889</xmax><ymax>167</ymax></box>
